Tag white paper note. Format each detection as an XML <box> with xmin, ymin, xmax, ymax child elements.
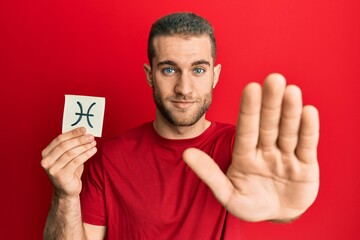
<box><xmin>62</xmin><ymin>95</ymin><xmax>106</xmax><ymax>137</ymax></box>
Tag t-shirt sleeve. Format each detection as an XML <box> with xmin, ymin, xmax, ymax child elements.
<box><xmin>80</xmin><ymin>152</ymin><xmax>107</xmax><ymax>226</ymax></box>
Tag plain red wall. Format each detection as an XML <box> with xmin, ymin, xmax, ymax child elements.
<box><xmin>1</xmin><ymin>0</ymin><xmax>359</xmax><ymax>239</ymax></box>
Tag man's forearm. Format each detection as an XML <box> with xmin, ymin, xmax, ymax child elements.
<box><xmin>43</xmin><ymin>193</ymin><xmax>86</xmax><ymax>240</ymax></box>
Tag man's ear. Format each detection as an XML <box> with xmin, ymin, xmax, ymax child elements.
<box><xmin>144</xmin><ymin>64</ymin><xmax>153</xmax><ymax>87</ymax></box>
<box><xmin>213</xmin><ymin>64</ymin><xmax>222</xmax><ymax>88</ymax></box>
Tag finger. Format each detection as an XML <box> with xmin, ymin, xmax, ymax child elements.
<box><xmin>62</xmin><ymin>145</ymin><xmax>97</xmax><ymax>174</ymax></box>
<box><xmin>259</xmin><ymin>73</ymin><xmax>286</xmax><ymax>149</ymax></box>
<box><xmin>183</xmin><ymin>148</ymin><xmax>234</xmax><ymax>206</ymax></box>
<box><xmin>296</xmin><ymin>105</ymin><xmax>320</xmax><ymax>163</ymax></box>
<box><xmin>277</xmin><ymin>85</ymin><xmax>303</xmax><ymax>153</ymax></box>
<box><xmin>41</xmin><ymin>127</ymin><xmax>87</xmax><ymax>157</ymax></box>
<box><xmin>41</xmin><ymin>133</ymin><xmax>94</xmax><ymax>170</ymax></box>
<box><xmin>232</xmin><ymin>82</ymin><xmax>262</xmax><ymax>158</ymax></box>
<box><xmin>47</xmin><ymin>140</ymin><xmax>97</xmax><ymax>175</ymax></box>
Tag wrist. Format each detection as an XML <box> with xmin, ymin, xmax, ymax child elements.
<box><xmin>52</xmin><ymin>191</ymin><xmax>81</xmax><ymax>207</ymax></box>
<box><xmin>53</xmin><ymin>189</ymin><xmax>80</xmax><ymax>199</ymax></box>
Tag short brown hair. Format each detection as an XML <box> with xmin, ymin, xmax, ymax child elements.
<box><xmin>147</xmin><ymin>12</ymin><xmax>216</xmax><ymax>65</ymax></box>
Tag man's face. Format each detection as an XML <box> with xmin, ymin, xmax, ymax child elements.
<box><xmin>144</xmin><ymin>35</ymin><xmax>221</xmax><ymax>127</ymax></box>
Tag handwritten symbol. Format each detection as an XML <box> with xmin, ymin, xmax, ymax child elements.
<box><xmin>71</xmin><ymin>101</ymin><xmax>96</xmax><ymax>128</ymax></box>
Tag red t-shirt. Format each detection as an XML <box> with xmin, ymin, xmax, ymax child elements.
<box><xmin>81</xmin><ymin>122</ymin><xmax>244</xmax><ymax>239</ymax></box>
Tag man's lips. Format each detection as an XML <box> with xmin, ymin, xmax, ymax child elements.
<box><xmin>171</xmin><ymin>100</ymin><xmax>195</xmax><ymax>109</ymax></box>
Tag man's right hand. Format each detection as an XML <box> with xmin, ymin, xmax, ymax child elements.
<box><xmin>41</xmin><ymin>127</ymin><xmax>97</xmax><ymax>198</ymax></box>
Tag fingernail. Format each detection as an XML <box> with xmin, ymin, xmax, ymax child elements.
<box><xmin>80</xmin><ymin>127</ymin><xmax>86</xmax><ymax>134</ymax></box>
<box><xmin>87</xmin><ymin>134</ymin><xmax>94</xmax><ymax>141</ymax></box>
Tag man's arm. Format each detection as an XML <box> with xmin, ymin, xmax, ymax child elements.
<box><xmin>41</xmin><ymin>128</ymin><xmax>106</xmax><ymax>240</ymax></box>
<box><xmin>43</xmin><ymin>194</ymin><xmax>85</xmax><ymax>239</ymax></box>
<box><xmin>43</xmin><ymin>193</ymin><xmax>106</xmax><ymax>240</ymax></box>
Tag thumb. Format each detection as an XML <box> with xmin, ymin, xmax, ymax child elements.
<box><xmin>183</xmin><ymin>148</ymin><xmax>233</xmax><ymax>206</ymax></box>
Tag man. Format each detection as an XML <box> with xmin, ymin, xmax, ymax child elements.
<box><xmin>41</xmin><ymin>12</ymin><xmax>320</xmax><ymax>239</ymax></box>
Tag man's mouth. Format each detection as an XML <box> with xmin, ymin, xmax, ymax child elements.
<box><xmin>171</xmin><ymin>100</ymin><xmax>195</xmax><ymax>109</ymax></box>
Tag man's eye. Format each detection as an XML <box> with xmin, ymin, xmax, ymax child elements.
<box><xmin>163</xmin><ymin>68</ymin><xmax>176</xmax><ymax>75</ymax></box>
<box><xmin>193</xmin><ymin>68</ymin><xmax>205</xmax><ymax>74</ymax></box>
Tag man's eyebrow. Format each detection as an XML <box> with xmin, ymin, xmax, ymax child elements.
<box><xmin>157</xmin><ymin>60</ymin><xmax>211</xmax><ymax>68</ymax></box>
<box><xmin>191</xmin><ymin>60</ymin><xmax>211</xmax><ymax>66</ymax></box>
<box><xmin>157</xmin><ymin>60</ymin><xmax>178</xmax><ymax>67</ymax></box>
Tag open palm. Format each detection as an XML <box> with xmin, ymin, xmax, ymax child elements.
<box><xmin>184</xmin><ymin>73</ymin><xmax>320</xmax><ymax>222</ymax></box>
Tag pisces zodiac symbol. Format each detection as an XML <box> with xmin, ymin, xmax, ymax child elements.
<box><xmin>71</xmin><ymin>101</ymin><xmax>96</xmax><ymax>128</ymax></box>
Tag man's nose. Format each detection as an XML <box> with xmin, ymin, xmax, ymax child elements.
<box><xmin>174</xmin><ymin>72</ymin><xmax>193</xmax><ymax>96</ymax></box>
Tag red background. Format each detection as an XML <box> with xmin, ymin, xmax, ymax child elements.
<box><xmin>1</xmin><ymin>0</ymin><xmax>359</xmax><ymax>239</ymax></box>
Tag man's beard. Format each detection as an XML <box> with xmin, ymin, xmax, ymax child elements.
<box><xmin>153</xmin><ymin>90</ymin><xmax>213</xmax><ymax>127</ymax></box>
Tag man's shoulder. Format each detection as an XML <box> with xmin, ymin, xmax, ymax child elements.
<box><xmin>212</xmin><ymin>121</ymin><xmax>235</xmax><ymax>130</ymax></box>
<box><xmin>210</xmin><ymin>121</ymin><xmax>236</xmax><ymax>137</ymax></box>
<box><xmin>194</xmin><ymin>121</ymin><xmax>236</xmax><ymax>149</ymax></box>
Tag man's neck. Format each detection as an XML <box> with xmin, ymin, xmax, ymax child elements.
<box><xmin>153</xmin><ymin>116</ymin><xmax>211</xmax><ymax>140</ymax></box>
